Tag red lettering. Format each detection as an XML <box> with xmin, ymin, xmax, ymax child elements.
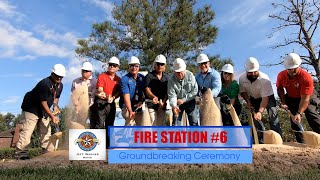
<box><xmin>161</xmin><ymin>131</ymin><xmax>167</xmax><ymax>143</ymax></box>
<box><xmin>133</xmin><ymin>131</ymin><xmax>158</xmax><ymax>143</ymax></box>
<box><xmin>134</xmin><ymin>131</ymin><xmax>140</xmax><ymax>143</ymax></box>
<box><xmin>168</xmin><ymin>131</ymin><xmax>174</xmax><ymax>143</ymax></box>
<box><xmin>174</xmin><ymin>131</ymin><xmax>181</xmax><ymax>143</ymax></box>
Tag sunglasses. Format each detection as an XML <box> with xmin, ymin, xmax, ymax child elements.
<box><xmin>54</xmin><ymin>73</ymin><xmax>63</xmax><ymax>79</ymax></box>
<box><xmin>156</xmin><ymin>62</ymin><xmax>165</xmax><ymax>66</ymax></box>
<box><xmin>82</xmin><ymin>70</ymin><xmax>91</xmax><ymax>73</ymax></box>
<box><xmin>199</xmin><ymin>62</ymin><xmax>208</xmax><ymax>66</ymax></box>
<box><xmin>223</xmin><ymin>72</ymin><xmax>232</xmax><ymax>75</ymax></box>
<box><xmin>129</xmin><ymin>64</ymin><xmax>140</xmax><ymax>68</ymax></box>
<box><xmin>108</xmin><ymin>63</ymin><xmax>119</xmax><ymax>67</ymax></box>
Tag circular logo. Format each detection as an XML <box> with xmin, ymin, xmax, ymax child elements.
<box><xmin>75</xmin><ymin>131</ymin><xmax>100</xmax><ymax>151</ymax></box>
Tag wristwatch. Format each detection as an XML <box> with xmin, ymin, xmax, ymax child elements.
<box><xmin>296</xmin><ymin>112</ymin><xmax>302</xmax><ymax>116</ymax></box>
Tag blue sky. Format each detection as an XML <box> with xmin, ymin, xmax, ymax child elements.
<box><xmin>0</xmin><ymin>0</ymin><xmax>306</xmax><ymax>115</ymax></box>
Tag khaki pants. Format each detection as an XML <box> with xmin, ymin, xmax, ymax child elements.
<box><xmin>148</xmin><ymin>108</ymin><xmax>166</xmax><ymax>126</ymax></box>
<box><xmin>16</xmin><ymin>111</ymin><xmax>54</xmax><ymax>151</ymax></box>
<box><xmin>122</xmin><ymin>108</ymin><xmax>143</xmax><ymax>126</ymax></box>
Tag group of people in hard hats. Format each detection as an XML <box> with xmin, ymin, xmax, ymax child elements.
<box><xmin>15</xmin><ymin>52</ymin><xmax>320</xmax><ymax>157</ymax></box>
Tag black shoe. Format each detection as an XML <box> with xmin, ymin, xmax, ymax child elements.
<box><xmin>15</xmin><ymin>150</ymin><xmax>30</xmax><ymax>160</ymax></box>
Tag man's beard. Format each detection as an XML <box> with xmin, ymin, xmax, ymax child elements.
<box><xmin>247</xmin><ymin>75</ymin><xmax>258</xmax><ymax>82</ymax></box>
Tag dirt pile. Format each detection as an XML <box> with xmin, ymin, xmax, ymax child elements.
<box><xmin>1</xmin><ymin>143</ymin><xmax>319</xmax><ymax>174</ymax></box>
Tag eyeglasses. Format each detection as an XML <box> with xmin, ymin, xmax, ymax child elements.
<box><xmin>108</xmin><ymin>63</ymin><xmax>118</xmax><ymax>68</ymax></box>
<box><xmin>129</xmin><ymin>64</ymin><xmax>140</xmax><ymax>68</ymax></box>
<box><xmin>82</xmin><ymin>70</ymin><xmax>91</xmax><ymax>73</ymax></box>
<box><xmin>223</xmin><ymin>72</ymin><xmax>232</xmax><ymax>75</ymax></box>
<box><xmin>156</xmin><ymin>62</ymin><xmax>165</xmax><ymax>66</ymax></box>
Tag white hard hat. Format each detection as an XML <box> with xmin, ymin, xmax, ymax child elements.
<box><xmin>283</xmin><ymin>53</ymin><xmax>301</xmax><ymax>69</ymax></box>
<box><xmin>221</xmin><ymin>64</ymin><xmax>234</xmax><ymax>74</ymax></box>
<box><xmin>154</xmin><ymin>54</ymin><xmax>166</xmax><ymax>64</ymax></box>
<box><xmin>173</xmin><ymin>58</ymin><xmax>186</xmax><ymax>72</ymax></box>
<box><xmin>128</xmin><ymin>56</ymin><xmax>140</xmax><ymax>64</ymax></box>
<box><xmin>52</xmin><ymin>64</ymin><xmax>66</xmax><ymax>77</ymax></box>
<box><xmin>81</xmin><ymin>62</ymin><xmax>93</xmax><ymax>71</ymax></box>
<box><xmin>245</xmin><ymin>57</ymin><xmax>259</xmax><ymax>72</ymax></box>
<box><xmin>197</xmin><ymin>53</ymin><xmax>209</xmax><ymax>64</ymax></box>
<box><xmin>109</xmin><ymin>56</ymin><xmax>120</xmax><ymax>65</ymax></box>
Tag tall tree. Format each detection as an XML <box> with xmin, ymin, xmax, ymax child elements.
<box><xmin>76</xmin><ymin>0</ymin><xmax>218</xmax><ymax>68</ymax></box>
<box><xmin>269</xmin><ymin>0</ymin><xmax>320</xmax><ymax>80</ymax></box>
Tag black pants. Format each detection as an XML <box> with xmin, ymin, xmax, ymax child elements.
<box><xmin>91</xmin><ymin>98</ymin><xmax>116</xmax><ymax>148</ymax></box>
<box><xmin>286</xmin><ymin>94</ymin><xmax>320</xmax><ymax>143</ymax></box>
<box><xmin>221</xmin><ymin>103</ymin><xmax>242</xmax><ymax>126</ymax></box>
<box><xmin>250</xmin><ymin>95</ymin><xmax>282</xmax><ymax>143</ymax></box>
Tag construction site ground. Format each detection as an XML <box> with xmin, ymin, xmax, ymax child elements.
<box><xmin>1</xmin><ymin>142</ymin><xmax>319</xmax><ymax>176</ymax></box>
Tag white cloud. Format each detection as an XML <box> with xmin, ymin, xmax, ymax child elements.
<box><xmin>0</xmin><ymin>20</ymin><xmax>74</xmax><ymax>60</ymax></box>
<box><xmin>216</xmin><ymin>0</ymin><xmax>273</xmax><ymax>27</ymax></box>
<box><xmin>253</xmin><ymin>31</ymin><xmax>281</xmax><ymax>48</ymax></box>
<box><xmin>3</xmin><ymin>96</ymin><xmax>19</xmax><ymax>104</ymax></box>
<box><xmin>0</xmin><ymin>0</ymin><xmax>24</xmax><ymax>20</ymax></box>
<box><xmin>84</xmin><ymin>0</ymin><xmax>115</xmax><ymax>21</ymax></box>
<box><xmin>0</xmin><ymin>73</ymin><xmax>33</xmax><ymax>78</ymax></box>
<box><xmin>15</xmin><ymin>55</ymin><xmax>37</xmax><ymax>60</ymax></box>
<box><xmin>34</xmin><ymin>25</ymin><xmax>79</xmax><ymax>47</ymax></box>
<box><xmin>0</xmin><ymin>0</ymin><xmax>17</xmax><ymax>16</ymax></box>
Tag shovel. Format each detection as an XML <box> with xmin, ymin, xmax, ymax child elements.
<box><xmin>247</xmin><ymin>110</ymin><xmax>259</xmax><ymax>144</ymax></box>
<box><xmin>284</xmin><ymin>109</ymin><xmax>305</xmax><ymax>133</ymax></box>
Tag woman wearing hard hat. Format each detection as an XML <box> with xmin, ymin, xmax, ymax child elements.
<box><xmin>220</xmin><ymin>64</ymin><xmax>242</xmax><ymax>126</ymax></box>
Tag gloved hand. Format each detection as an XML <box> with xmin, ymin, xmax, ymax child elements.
<box><xmin>200</xmin><ymin>87</ymin><xmax>208</xmax><ymax>95</ymax></box>
<box><xmin>220</xmin><ymin>95</ymin><xmax>231</xmax><ymax>105</ymax></box>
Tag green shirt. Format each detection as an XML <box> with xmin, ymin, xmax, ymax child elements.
<box><xmin>221</xmin><ymin>80</ymin><xmax>240</xmax><ymax>105</ymax></box>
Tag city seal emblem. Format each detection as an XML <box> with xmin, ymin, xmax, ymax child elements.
<box><xmin>75</xmin><ymin>131</ymin><xmax>100</xmax><ymax>151</ymax></box>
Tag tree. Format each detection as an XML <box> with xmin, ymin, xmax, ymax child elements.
<box><xmin>269</xmin><ymin>0</ymin><xmax>320</xmax><ymax>80</ymax></box>
<box><xmin>0</xmin><ymin>113</ymin><xmax>17</xmax><ymax>131</ymax></box>
<box><xmin>76</xmin><ymin>0</ymin><xmax>219</xmax><ymax>68</ymax></box>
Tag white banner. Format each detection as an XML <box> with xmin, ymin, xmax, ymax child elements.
<box><xmin>69</xmin><ymin>129</ymin><xmax>106</xmax><ymax>160</ymax></box>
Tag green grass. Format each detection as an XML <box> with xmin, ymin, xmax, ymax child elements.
<box><xmin>0</xmin><ymin>166</ymin><xmax>319</xmax><ymax>179</ymax></box>
<box><xmin>0</xmin><ymin>148</ymin><xmax>42</xmax><ymax>159</ymax></box>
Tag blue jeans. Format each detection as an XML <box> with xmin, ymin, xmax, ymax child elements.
<box><xmin>172</xmin><ymin>99</ymin><xmax>198</xmax><ymax>126</ymax></box>
<box><xmin>250</xmin><ymin>95</ymin><xmax>282</xmax><ymax>143</ymax></box>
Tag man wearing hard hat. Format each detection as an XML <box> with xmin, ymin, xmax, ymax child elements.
<box><xmin>145</xmin><ymin>54</ymin><xmax>170</xmax><ymax>125</ymax></box>
<box><xmin>16</xmin><ymin>64</ymin><xmax>66</xmax><ymax>159</ymax></box>
<box><xmin>120</xmin><ymin>56</ymin><xmax>146</xmax><ymax>126</ymax></box>
<box><xmin>168</xmin><ymin>58</ymin><xmax>198</xmax><ymax>126</ymax></box>
<box><xmin>239</xmin><ymin>57</ymin><xmax>282</xmax><ymax>143</ymax></box>
<box><xmin>93</xmin><ymin>57</ymin><xmax>121</xmax><ymax>147</ymax></box>
<box><xmin>277</xmin><ymin>53</ymin><xmax>320</xmax><ymax>143</ymax></box>
<box><xmin>71</xmin><ymin>62</ymin><xmax>97</xmax><ymax>127</ymax></box>
<box><xmin>195</xmin><ymin>54</ymin><xmax>222</xmax><ymax>109</ymax></box>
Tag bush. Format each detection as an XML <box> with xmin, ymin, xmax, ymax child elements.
<box><xmin>0</xmin><ymin>148</ymin><xmax>15</xmax><ymax>159</ymax></box>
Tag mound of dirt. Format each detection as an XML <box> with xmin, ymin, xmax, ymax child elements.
<box><xmin>1</xmin><ymin>143</ymin><xmax>319</xmax><ymax>174</ymax></box>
